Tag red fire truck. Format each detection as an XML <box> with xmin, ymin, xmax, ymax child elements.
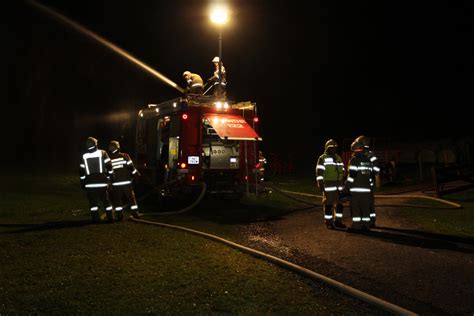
<box><xmin>135</xmin><ymin>94</ymin><xmax>262</xmax><ymax>197</ymax></box>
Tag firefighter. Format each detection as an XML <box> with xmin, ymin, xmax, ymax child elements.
<box><xmin>316</xmin><ymin>139</ymin><xmax>346</xmax><ymax>229</ymax></box>
<box><xmin>207</xmin><ymin>56</ymin><xmax>227</xmax><ymax>97</ymax></box>
<box><xmin>355</xmin><ymin>135</ymin><xmax>381</xmax><ymax>227</ymax></box>
<box><xmin>79</xmin><ymin>137</ymin><xmax>114</xmax><ymax>223</ymax></box>
<box><xmin>345</xmin><ymin>140</ymin><xmax>374</xmax><ymax>231</ymax></box>
<box><xmin>183</xmin><ymin>71</ymin><xmax>204</xmax><ymax>94</ymax></box>
<box><xmin>257</xmin><ymin>150</ymin><xmax>267</xmax><ymax>182</ymax></box>
<box><xmin>108</xmin><ymin>140</ymin><xmax>141</xmax><ymax>221</ymax></box>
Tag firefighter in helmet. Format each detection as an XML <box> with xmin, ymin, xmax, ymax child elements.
<box><xmin>316</xmin><ymin>139</ymin><xmax>346</xmax><ymax>229</ymax></box>
<box><xmin>79</xmin><ymin>137</ymin><xmax>114</xmax><ymax>223</ymax></box>
<box><xmin>345</xmin><ymin>140</ymin><xmax>374</xmax><ymax>231</ymax></box>
<box><xmin>108</xmin><ymin>140</ymin><xmax>141</xmax><ymax>221</ymax></box>
<box><xmin>183</xmin><ymin>71</ymin><xmax>204</xmax><ymax>94</ymax></box>
<box><xmin>207</xmin><ymin>56</ymin><xmax>227</xmax><ymax>97</ymax></box>
<box><xmin>355</xmin><ymin>135</ymin><xmax>380</xmax><ymax>227</ymax></box>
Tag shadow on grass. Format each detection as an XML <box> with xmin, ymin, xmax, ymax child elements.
<box><xmin>349</xmin><ymin>226</ymin><xmax>474</xmax><ymax>254</ymax></box>
<box><xmin>0</xmin><ymin>219</ymin><xmax>96</xmax><ymax>234</ymax></box>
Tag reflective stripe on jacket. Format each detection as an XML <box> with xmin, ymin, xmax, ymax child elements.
<box><xmin>79</xmin><ymin>149</ymin><xmax>112</xmax><ymax>187</ymax></box>
<box><xmin>316</xmin><ymin>153</ymin><xmax>344</xmax><ymax>182</ymax></box>
<box><xmin>346</xmin><ymin>152</ymin><xmax>373</xmax><ymax>191</ymax></box>
<box><xmin>109</xmin><ymin>151</ymin><xmax>138</xmax><ymax>185</ymax></box>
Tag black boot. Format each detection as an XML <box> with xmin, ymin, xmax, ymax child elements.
<box><xmin>324</xmin><ymin>205</ymin><xmax>333</xmax><ymax>229</ymax></box>
<box><xmin>106</xmin><ymin>211</ymin><xmax>114</xmax><ymax>223</ymax></box>
<box><xmin>334</xmin><ymin>221</ymin><xmax>346</xmax><ymax>229</ymax></box>
<box><xmin>131</xmin><ymin>209</ymin><xmax>140</xmax><ymax>219</ymax></box>
<box><xmin>90</xmin><ymin>211</ymin><xmax>100</xmax><ymax>223</ymax></box>
<box><xmin>370</xmin><ymin>218</ymin><xmax>376</xmax><ymax>228</ymax></box>
<box><xmin>116</xmin><ymin>211</ymin><xmax>123</xmax><ymax>222</ymax></box>
<box><xmin>325</xmin><ymin>220</ymin><xmax>334</xmax><ymax>229</ymax></box>
<box><xmin>349</xmin><ymin>220</ymin><xmax>362</xmax><ymax>232</ymax></box>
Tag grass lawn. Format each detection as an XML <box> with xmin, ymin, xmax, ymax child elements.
<box><xmin>396</xmin><ymin>189</ymin><xmax>474</xmax><ymax>239</ymax></box>
<box><xmin>0</xmin><ymin>171</ymin><xmax>377</xmax><ymax>314</ymax></box>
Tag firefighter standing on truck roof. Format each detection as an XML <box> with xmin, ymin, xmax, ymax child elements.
<box><xmin>183</xmin><ymin>71</ymin><xmax>204</xmax><ymax>94</ymax></box>
<box><xmin>79</xmin><ymin>137</ymin><xmax>114</xmax><ymax>223</ymax></box>
<box><xmin>108</xmin><ymin>141</ymin><xmax>141</xmax><ymax>221</ymax></box>
<box><xmin>346</xmin><ymin>140</ymin><xmax>374</xmax><ymax>231</ymax></box>
<box><xmin>316</xmin><ymin>139</ymin><xmax>346</xmax><ymax>229</ymax></box>
<box><xmin>355</xmin><ymin>135</ymin><xmax>381</xmax><ymax>228</ymax></box>
<box><xmin>208</xmin><ymin>56</ymin><xmax>227</xmax><ymax>97</ymax></box>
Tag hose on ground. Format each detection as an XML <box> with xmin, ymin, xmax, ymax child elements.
<box><xmin>138</xmin><ymin>182</ymin><xmax>207</xmax><ymax>216</ymax></box>
<box><xmin>130</xmin><ymin>217</ymin><xmax>417</xmax><ymax>316</ymax></box>
<box><xmin>272</xmin><ymin>187</ymin><xmax>462</xmax><ymax>209</ymax></box>
<box><xmin>374</xmin><ymin>194</ymin><xmax>462</xmax><ymax>209</ymax></box>
<box><xmin>262</xmin><ymin>184</ymin><xmax>320</xmax><ymax>207</ymax></box>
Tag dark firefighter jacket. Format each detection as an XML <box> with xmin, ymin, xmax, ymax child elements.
<box><xmin>366</xmin><ymin>150</ymin><xmax>381</xmax><ymax>188</ymax></box>
<box><xmin>79</xmin><ymin>149</ymin><xmax>113</xmax><ymax>188</ymax></box>
<box><xmin>316</xmin><ymin>153</ymin><xmax>345</xmax><ymax>191</ymax></box>
<box><xmin>346</xmin><ymin>152</ymin><xmax>373</xmax><ymax>193</ymax></box>
<box><xmin>109</xmin><ymin>151</ymin><xmax>139</xmax><ymax>186</ymax></box>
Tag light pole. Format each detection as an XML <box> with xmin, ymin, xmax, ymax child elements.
<box><xmin>210</xmin><ymin>5</ymin><xmax>228</xmax><ymax>98</ymax></box>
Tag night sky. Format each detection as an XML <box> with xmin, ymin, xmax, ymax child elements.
<box><xmin>4</xmin><ymin>0</ymin><xmax>473</xmax><ymax>169</ymax></box>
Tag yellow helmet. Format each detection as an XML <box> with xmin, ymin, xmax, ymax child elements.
<box><xmin>108</xmin><ymin>140</ymin><xmax>120</xmax><ymax>152</ymax></box>
<box><xmin>355</xmin><ymin>135</ymin><xmax>370</xmax><ymax>148</ymax></box>
<box><xmin>351</xmin><ymin>141</ymin><xmax>364</xmax><ymax>152</ymax></box>
<box><xmin>85</xmin><ymin>137</ymin><xmax>98</xmax><ymax>149</ymax></box>
<box><xmin>324</xmin><ymin>139</ymin><xmax>338</xmax><ymax>151</ymax></box>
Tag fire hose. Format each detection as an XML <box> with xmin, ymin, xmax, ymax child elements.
<box><xmin>137</xmin><ymin>179</ymin><xmax>207</xmax><ymax>216</ymax></box>
<box><xmin>129</xmin><ymin>216</ymin><xmax>417</xmax><ymax>315</ymax></box>
<box><xmin>264</xmin><ymin>184</ymin><xmax>462</xmax><ymax>209</ymax></box>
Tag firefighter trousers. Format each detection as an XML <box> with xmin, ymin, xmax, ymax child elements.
<box><xmin>350</xmin><ymin>192</ymin><xmax>371</xmax><ymax>229</ymax></box>
<box><xmin>322</xmin><ymin>186</ymin><xmax>343</xmax><ymax>222</ymax></box>
<box><xmin>110</xmin><ymin>184</ymin><xmax>138</xmax><ymax>213</ymax></box>
<box><xmin>85</xmin><ymin>187</ymin><xmax>113</xmax><ymax>215</ymax></box>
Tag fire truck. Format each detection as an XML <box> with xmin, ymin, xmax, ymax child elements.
<box><xmin>134</xmin><ymin>94</ymin><xmax>262</xmax><ymax>198</ymax></box>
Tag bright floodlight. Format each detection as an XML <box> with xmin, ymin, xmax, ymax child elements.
<box><xmin>210</xmin><ymin>6</ymin><xmax>229</xmax><ymax>25</ymax></box>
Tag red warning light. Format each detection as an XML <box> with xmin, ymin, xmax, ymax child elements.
<box><xmin>182</xmin><ymin>113</ymin><xmax>188</xmax><ymax>120</ymax></box>
<box><xmin>253</xmin><ymin>117</ymin><xmax>259</xmax><ymax>123</ymax></box>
